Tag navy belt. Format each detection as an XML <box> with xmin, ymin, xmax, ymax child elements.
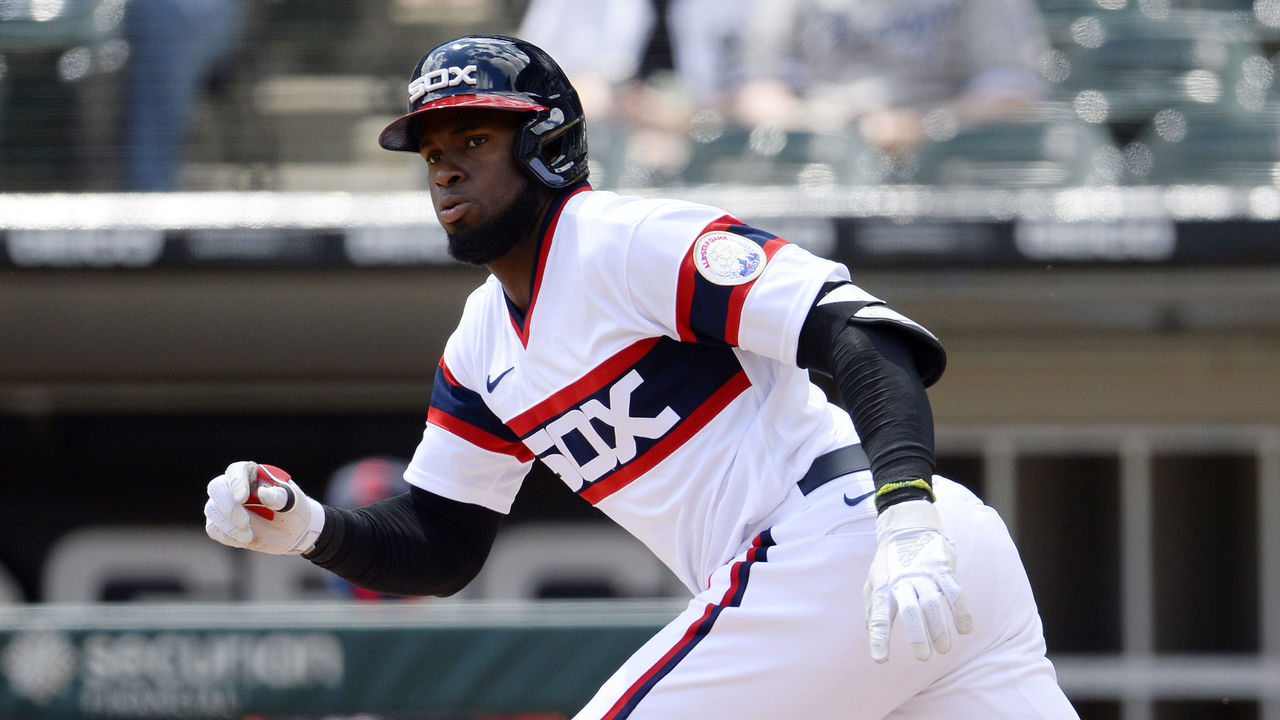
<box><xmin>797</xmin><ymin>444</ymin><xmax>870</xmax><ymax>495</ymax></box>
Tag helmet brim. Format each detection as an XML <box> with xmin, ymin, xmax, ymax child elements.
<box><xmin>378</xmin><ymin>94</ymin><xmax>549</xmax><ymax>152</ymax></box>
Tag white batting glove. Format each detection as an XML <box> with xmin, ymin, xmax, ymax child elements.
<box><xmin>204</xmin><ymin>461</ymin><xmax>325</xmax><ymax>555</ymax></box>
<box><xmin>864</xmin><ymin>500</ymin><xmax>973</xmax><ymax>663</ymax></box>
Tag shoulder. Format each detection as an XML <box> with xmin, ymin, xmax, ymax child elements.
<box><xmin>546</xmin><ymin>190</ymin><xmax>733</xmax><ymax>287</ymax></box>
<box><xmin>564</xmin><ymin>190</ymin><xmax>729</xmax><ymax>244</ymax></box>
<box><xmin>457</xmin><ymin>276</ymin><xmax>504</xmax><ymax>318</ymax></box>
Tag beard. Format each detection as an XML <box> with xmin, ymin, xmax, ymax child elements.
<box><xmin>446</xmin><ymin>179</ymin><xmax>547</xmax><ymax>266</ymax></box>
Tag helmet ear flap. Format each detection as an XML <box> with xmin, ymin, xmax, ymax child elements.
<box><xmin>517</xmin><ymin>108</ymin><xmax>588</xmax><ymax>188</ymax></box>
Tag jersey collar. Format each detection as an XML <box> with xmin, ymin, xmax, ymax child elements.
<box><xmin>505</xmin><ymin>180</ymin><xmax>592</xmax><ymax>346</ymax></box>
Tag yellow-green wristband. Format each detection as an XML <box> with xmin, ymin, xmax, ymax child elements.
<box><xmin>874</xmin><ymin>478</ymin><xmax>935</xmax><ymax>502</ymax></box>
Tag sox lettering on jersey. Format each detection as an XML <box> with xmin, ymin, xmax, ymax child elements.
<box><xmin>430</xmin><ymin>336</ymin><xmax>753</xmax><ymax>505</ymax></box>
<box><xmin>524</xmin><ymin>369</ymin><xmax>680</xmax><ymax>489</ymax></box>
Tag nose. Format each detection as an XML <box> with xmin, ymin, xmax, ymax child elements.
<box><xmin>432</xmin><ymin>156</ymin><xmax>464</xmax><ymax>187</ymax></box>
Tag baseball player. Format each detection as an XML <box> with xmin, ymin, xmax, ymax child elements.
<box><xmin>204</xmin><ymin>35</ymin><xmax>1079</xmax><ymax>719</ymax></box>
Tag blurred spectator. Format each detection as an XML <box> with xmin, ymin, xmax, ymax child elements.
<box><xmin>517</xmin><ymin>0</ymin><xmax>756</xmax><ymax>183</ymax></box>
<box><xmin>120</xmin><ymin>0</ymin><xmax>245</xmax><ymax>190</ymax></box>
<box><xmin>518</xmin><ymin>0</ymin><xmax>656</xmax><ymax>120</ymax></box>
<box><xmin>733</xmin><ymin>0</ymin><xmax>1052</xmax><ymax>154</ymax></box>
<box><xmin>323</xmin><ymin>455</ymin><xmax>411</xmax><ymax>601</ymax></box>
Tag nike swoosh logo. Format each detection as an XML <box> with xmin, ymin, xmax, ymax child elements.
<box><xmin>485</xmin><ymin>366</ymin><xmax>514</xmax><ymax>392</ymax></box>
<box><xmin>843</xmin><ymin>489</ymin><xmax>875</xmax><ymax>507</ymax></box>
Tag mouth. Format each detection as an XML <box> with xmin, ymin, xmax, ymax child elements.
<box><xmin>438</xmin><ymin>197</ymin><xmax>472</xmax><ymax>225</ymax></box>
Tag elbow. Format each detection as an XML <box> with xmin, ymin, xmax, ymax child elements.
<box><xmin>409</xmin><ymin>542</ymin><xmax>489</xmax><ymax>598</ymax></box>
<box><xmin>430</xmin><ymin>559</ymin><xmax>484</xmax><ymax>597</ymax></box>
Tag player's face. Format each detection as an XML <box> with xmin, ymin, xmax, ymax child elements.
<box><xmin>418</xmin><ymin>107</ymin><xmax>543</xmax><ymax>265</ymax></box>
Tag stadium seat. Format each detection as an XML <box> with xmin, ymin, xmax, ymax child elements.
<box><xmin>1054</xmin><ymin>8</ymin><xmax>1270</xmax><ymax>140</ymax></box>
<box><xmin>1037</xmin><ymin>0</ymin><xmax>1125</xmax><ymax>44</ymax></box>
<box><xmin>0</xmin><ymin>0</ymin><xmax>125</xmax><ymax>190</ymax></box>
<box><xmin>905</xmin><ymin>115</ymin><xmax>1122</xmax><ymax>187</ymax></box>
<box><xmin>0</xmin><ymin>0</ymin><xmax>121</xmax><ymax>52</ymax></box>
<box><xmin>1123</xmin><ymin>106</ymin><xmax>1280</xmax><ymax>184</ymax></box>
<box><xmin>680</xmin><ymin>123</ymin><xmax>883</xmax><ymax>187</ymax></box>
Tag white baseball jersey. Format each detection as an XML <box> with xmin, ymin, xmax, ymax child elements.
<box><xmin>405</xmin><ymin>185</ymin><xmax>874</xmax><ymax>592</ymax></box>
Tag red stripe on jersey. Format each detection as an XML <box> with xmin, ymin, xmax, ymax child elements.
<box><xmin>578</xmin><ymin>368</ymin><xmax>751</xmax><ymax>504</ymax></box>
<box><xmin>723</xmin><ymin>236</ymin><xmax>787</xmax><ymax>346</ymax></box>
<box><xmin>427</xmin><ymin>407</ymin><xmax>535</xmax><ymax>462</ymax></box>
<box><xmin>674</xmin><ymin>248</ymin><xmax>698</xmax><ymax>342</ymax></box>
<box><xmin>506</xmin><ymin>336</ymin><xmax>661</xmax><ymax>436</ymax></box>
<box><xmin>438</xmin><ymin>358</ymin><xmax>461</xmax><ymax>387</ymax></box>
<box><xmin>511</xmin><ymin>185</ymin><xmax>592</xmax><ymax>348</ymax></box>
<box><xmin>699</xmin><ymin>215</ymin><xmax>738</xmax><ymax>235</ymax></box>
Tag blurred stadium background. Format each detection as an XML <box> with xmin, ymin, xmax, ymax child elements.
<box><xmin>3</xmin><ymin>0</ymin><xmax>1280</xmax><ymax>718</ymax></box>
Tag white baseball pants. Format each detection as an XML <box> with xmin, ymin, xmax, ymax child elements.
<box><xmin>573</xmin><ymin>475</ymin><xmax>1079</xmax><ymax>720</ymax></box>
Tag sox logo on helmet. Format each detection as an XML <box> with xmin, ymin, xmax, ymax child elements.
<box><xmin>409</xmin><ymin>64</ymin><xmax>477</xmax><ymax>102</ymax></box>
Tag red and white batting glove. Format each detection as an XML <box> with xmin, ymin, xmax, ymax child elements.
<box><xmin>864</xmin><ymin>500</ymin><xmax>973</xmax><ymax>663</ymax></box>
<box><xmin>204</xmin><ymin>461</ymin><xmax>325</xmax><ymax>555</ymax></box>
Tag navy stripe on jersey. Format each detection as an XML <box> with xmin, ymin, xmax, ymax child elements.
<box><xmin>427</xmin><ymin>361</ymin><xmax>534</xmax><ymax>461</ymax></box>
<box><xmin>602</xmin><ymin>529</ymin><xmax>777</xmax><ymax>719</ymax></box>
<box><xmin>508</xmin><ymin>336</ymin><xmax>749</xmax><ymax>504</ymax></box>
<box><xmin>676</xmin><ymin>217</ymin><xmax>788</xmax><ymax>347</ymax></box>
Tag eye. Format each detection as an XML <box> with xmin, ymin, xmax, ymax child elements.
<box><xmin>466</xmin><ymin>135</ymin><xmax>487</xmax><ymax>149</ymax></box>
<box><xmin>423</xmin><ymin>149</ymin><xmax>441</xmax><ymax>165</ymax></box>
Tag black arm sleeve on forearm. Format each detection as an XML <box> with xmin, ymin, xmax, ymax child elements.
<box><xmin>798</xmin><ymin>298</ymin><xmax>937</xmax><ymax>509</ymax></box>
<box><xmin>302</xmin><ymin>486</ymin><xmax>503</xmax><ymax>597</ymax></box>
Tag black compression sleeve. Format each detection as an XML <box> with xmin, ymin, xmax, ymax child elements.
<box><xmin>302</xmin><ymin>486</ymin><xmax>503</xmax><ymax>597</ymax></box>
<box><xmin>799</xmin><ymin>304</ymin><xmax>937</xmax><ymax>511</ymax></box>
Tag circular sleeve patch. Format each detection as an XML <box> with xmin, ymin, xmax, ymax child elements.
<box><xmin>692</xmin><ymin>231</ymin><xmax>767</xmax><ymax>286</ymax></box>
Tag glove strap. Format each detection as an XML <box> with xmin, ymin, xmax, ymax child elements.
<box><xmin>288</xmin><ymin>497</ymin><xmax>327</xmax><ymax>555</ymax></box>
<box><xmin>875</xmin><ymin>497</ymin><xmax>944</xmax><ymax>537</ymax></box>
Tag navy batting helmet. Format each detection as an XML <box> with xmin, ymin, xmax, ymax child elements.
<box><xmin>378</xmin><ymin>34</ymin><xmax>589</xmax><ymax>188</ymax></box>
